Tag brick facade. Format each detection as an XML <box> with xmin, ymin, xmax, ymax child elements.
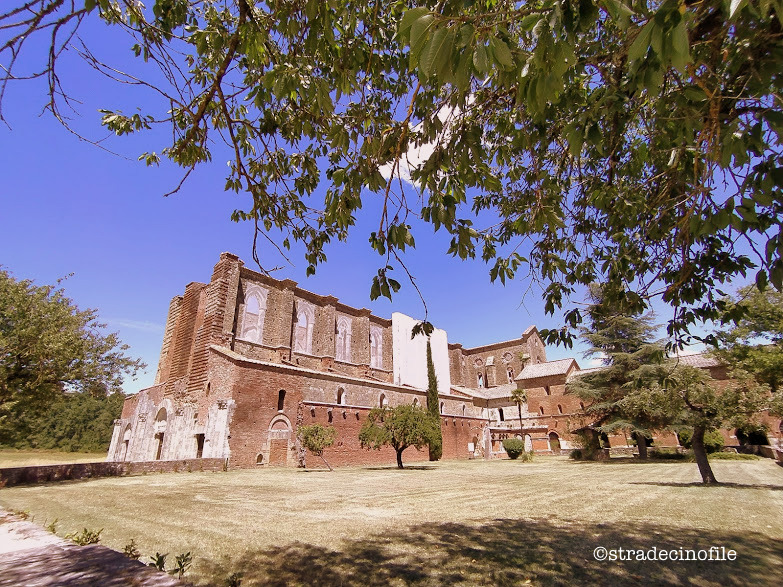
<box><xmin>108</xmin><ymin>253</ymin><xmax>783</xmax><ymax>467</ymax></box>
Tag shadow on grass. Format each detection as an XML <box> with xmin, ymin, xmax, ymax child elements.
<box><xmin>629</xmin><ymin>481</ymin><xmax>783</xmax><ymax>491</ymax></box>
<box><xmin>361</xmin><ymin>466</ymin><xmax>437</xmax><ymax>471</ymax></box>
<box><xmin>198</xmin><ymin>518</ymin><xmax>782</xmax><ymax>586</ymax></box>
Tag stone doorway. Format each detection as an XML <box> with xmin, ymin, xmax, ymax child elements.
<box><xmin>267</xmin><ymin>417</ymin><xmax>292</xmax><ymax>466</ymax></box>
<box><xmin>548</xmin><ymin>431</ymin><xmax>561</xmax><ymax>453</ymax></box>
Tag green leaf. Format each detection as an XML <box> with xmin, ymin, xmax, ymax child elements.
<box><xmin>410</xmin><ymin>14</ymin><xmax>435</xmax><ymax>68</ymax></box>
<box><xmin>473</xmin><ymin>44</ymin><xmax>489</xmax><ymax>75</ymax></box>
<box><xmin>771</xmin><ymin>262</ymin><xmax>783</xmax><ymax>291</ymax></box>
<box><xmin>670</xmin><ymin>22</ymin><xmax>690</xmax><ymax>71</ymax></box>
<box><xmin>397</xmin><ymin>7</ymin><xmax>430</xmax><ymax>41</ymax></box>
<box><xmin>628</xmin><ymin>21</ymin><xmax>654</xmax><ymax>62</ymax></box>
<box><xmin>421</xmin><ymin>27</ymin><xmax>452</xmax><ymax>78</ymax></box>
<box><xmin>756</xmin><ymin>270</ymin><xmax>768</xmax><ymax>291</ymax></box>
<box><xmin>455</xmin><ymin>50</ymin><xmax>472</xmax><ymax>91</ymax></box>
<box><xmin>490</xmin><ymin>37</ymin><xmax>513</xmax><ymax>69</ymax></box>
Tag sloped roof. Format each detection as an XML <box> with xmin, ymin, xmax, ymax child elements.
<box><xmin>450</xmin><ymin>382</ymin><xmax>520</xmax><ymax>401</ymax></box>
<box><xmin>515</xmin><ymin>358</ymin><xmax>579</xmax><ymax>380</ymax></box>
<box><xmin>671</xmin><ymin>353</ymin><xmax>722</xmax><ymax>368</ymax></box>
<box><xmin>566</xmin><ymin>365</ymin><xmax>604</xmax><ymax>382</ymax></box>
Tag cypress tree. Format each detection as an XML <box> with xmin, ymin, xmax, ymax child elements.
<box><xmin>426</xmin><ymin>338</ymin><xmax>443</xmax><ymax>461</ymax></box>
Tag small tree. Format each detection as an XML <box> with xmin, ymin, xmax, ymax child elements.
<box><xmin>425</xmin><ymin>338</ymin><xmax>442</xmax><ymax>461</ymax></box>
<box><xmin>297</xmin><ymin>424</ymin><xmax>337</xmax><ymax>471</ymax></box>
<box><xmin>359</xmin><ymin>404</ymin><xmax>439</xmax><ymax>469</ymax></box>
<box><xmin>510</xmin><ymin>388</ymin><xmax>527</xmax><ymax>430</ymax></box>
<box><xmin>637</xmin><ymin>365</ymin><xmax>768</xmax><ymax>484</ymax></box>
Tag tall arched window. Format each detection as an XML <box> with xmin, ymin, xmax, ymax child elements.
<box><xmin>557</xmin><ymin>404</ymin><xmax>563</xmax><ymax>414</ymax></box>
<box><xmin>507</xmin><ymin>367</ymin><xmax>514</xmax><ymax>383</ymax></box>
<box><xmin>294</xmin><ymin>301</ymin><xmax>315</xmax><ymax>354</ymax></box>
<box><xmin>477</xmin><ymin>373</ymin><xmax>484</xmax><ymax>388</ymax></box>
<box><xmin>239</xmin><ymin>284</ymin><xmax>268</xmax><ymax>344</ymax></box>
<box><xmin>379</xmin><ymin>393</ymin><xmax>388</xmax><ymax>408</ymax></box>
<box><xmin>412</xmin><ymin>398</ymin><xmax>419</xmax><ymax>408</ymax></box>
<box><xmin>544</xmin><ymin>385</ymin><xmax>551</xmax><ymax>395</ymax></box>
<box><xmin>370</xmin><ymin>326</ymin><xmax>383</xmax><ymax>369</ymax></box>
<box><xmin>277</xmin><ymin>390</ymin><xmax>286</xmax><ymax>412</ymax></box>
<box><xmin>336</xmin><ymin>316</ymin><xmax>352</xmax><ymax>362</ymax></box>
<box><xmin>539</xmin><ymin>406</ymin><xmax>544</xmax><ymax>415</ymax></box>
<box><xmin>337</xmin><ymin>388</ymin><xmax>347</xmax><ymax>405</ymax></box>
<box><xmin>499</xmin><ymin>408</ymin><xmax>505</xmax><ymax>422</ymax></box>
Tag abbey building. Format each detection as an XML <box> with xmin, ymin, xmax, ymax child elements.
<box><xmin>108</xmin><ymin>253</ymin><xmax>781</xmax><ymax>467</ymax></box>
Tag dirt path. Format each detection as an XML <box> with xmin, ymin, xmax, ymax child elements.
<box><xmin>0</xmin><ymin>508</ymin><xmax>184</xmax><ymax>586</ymax></box>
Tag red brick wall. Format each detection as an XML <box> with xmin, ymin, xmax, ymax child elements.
<box><xmin>220</xmin><ymin>355</ymin><xmax>487</xmax><ymax>469</ymax></box>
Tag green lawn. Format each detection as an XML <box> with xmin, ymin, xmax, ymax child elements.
<box><xmin>0</xmin><ymin>449</ymin><xmax>107</xmax><ymax>468</ymax></box>
<box><xmin>1</xmin><ymin>457</ymin><xmax>782</xmax><ymax>585</ymax></box>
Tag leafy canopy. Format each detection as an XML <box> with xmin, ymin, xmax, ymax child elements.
<box><xmin>297</xmin><ymin>423</ymin><xmax>337</xmax><ymax>470</ymax></box>
<box><xmin>715</xmin><ymin>285</ymin><xmax>783</xmax><ymax>393</ymax></box>
<box><xmin>0</xmin><ymin>269</ymin><xmax>145</xmax><ymax>443</ymax></box>
<box><xmin>3</xmin><ymin>1</ymin><xmax>783</xmax><ymax>344</ymax></box>
<box><xmin>359</xmin><ymin>404</ymin><xmax>439</xmax><ymax>468</ymax></box>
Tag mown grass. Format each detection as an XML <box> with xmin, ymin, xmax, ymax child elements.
<box><xmin>0</xmin><ymin>449</ymin><xmax>107</xmax><ymax>468</ymax></box>
<box><xmin>1</xmin><ymin>457</ymin><xmax>782</xmax><ymax>585</ymax></box>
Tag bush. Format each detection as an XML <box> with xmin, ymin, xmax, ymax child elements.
<box><xmin>517</xmin><ymin>450</ymin><xmax>534</xmax><ymax>462</ymax></box>
<box><xmin>65</xmin><ymin>527</ymin><xmax>102</xmax><ymax>545</ymax></box>
<box><xmin>502</xmin><ymin>438</ymin><xmax>526</xmax><ymax>459</ymax></box>
<box><xmin>708</xmin><ymin>452</ymin><xmax>759</xmax><ymax>461</ymax></box>
<box><xmin>649</xmin><ymin>448</ymin><xmax>689</xmax><ymax>460</ymax></box>
<box><xmin>676</xmin><ymin>428</ymin><xmax>725</xmax><ymax>453</ymax></box>
<box><xmin>569</xmin><ymin>449</ymin><xmax>583</xmax><ymax>460</ymax></box>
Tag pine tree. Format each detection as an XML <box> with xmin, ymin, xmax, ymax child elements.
<box><xmin>567</xmin><ymin>285</ymin><xmax>667</xmax><ymax>460</ymax></box>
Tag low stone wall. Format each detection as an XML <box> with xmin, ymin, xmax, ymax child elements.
<box><xmin>734</xmin><ymin>445</ymin><xmax>783</xmax><ymax>461</ymax></box>
<box><xmin>0</xmin><ymin>458</ymin><xmax>226</xmax><ymax>488</ymax></box>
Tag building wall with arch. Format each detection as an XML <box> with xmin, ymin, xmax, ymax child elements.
<box><xmin>110</xmin><ymin>252</ymin><xmax>780</xmax><ymax>468</ymax></box>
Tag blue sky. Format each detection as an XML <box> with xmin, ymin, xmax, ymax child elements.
<box><xmin>0</xmin><ymin>17</ymin><xmax>725</xmax><ymax>393</ymax></box>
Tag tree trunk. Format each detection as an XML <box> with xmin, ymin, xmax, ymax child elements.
<box><xmin>692</xmin><ymin>424</ymin><xmax>718</xmax><ymax>484</ymax></box>
<box><xmin>517</xmin><ymin>402</ymin><xmax>523</xmax><ymax>429</ymax></box>
<box><xmin>320</xmin><ymin>454</ymin><xmax>333</xmax><ymax>472</ymax></box>
<box><xmin>637</xmin><ymin>433</ymin><xmax>648</xmax><ymax>460</ymax></box>
<box><xmin>396</xmin><ymin>447</ymin><xmax>404</xmax><ymax>469</ymax></box>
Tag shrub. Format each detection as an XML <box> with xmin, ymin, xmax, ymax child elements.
<box><xmin>517</xmin><ymin>450</ymin><xmax>534</xmax><ymax>462</ymax></box>
<box><xmin>708</xmin><ymin>452</ymin><xmax>759</xmax><ymax>461</ymax></box>
<box><xmin>170</xmin><ymin>552</ymin><xmax>193</xmax><ymax>579</ymax></box>
<box><xmin>502</xmin><ymin>438</ymin><xmax>526</xmax><ymax>459</ymax></box>
<box><xmin>649</xmin><ymin>448</ymin><xmax>689</xmax><ymax>460</ymax></box>
<box><xmin>123</xmin><ymin>539</ymin><xmax>141</xmax><ymax>560</ymax></box>
<box><xmin>676</xmin><ymin>428</ymin><xmax>725</xmax><ymax>453</ymax></box>
<box><xmin>65</xmin><ymin>527</ymin><xmax>102</xmax><ymax>545</ymax></box>
<box><xmin>149</xmin><ymin>553</ymin><xmax>168</xmax><ymax>572</ymax></box>
<box><xmin>569</xmin><ymin>449</ymin><xmax>583</xmax><ymax>460</ymax></box>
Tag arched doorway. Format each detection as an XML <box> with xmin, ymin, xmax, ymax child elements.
<box><xmin>120</xmin><ymin>425</ymin><xmax>132</xmax><ymax>461</ymax></box>
<box><xmin>154</xmin><ymin>408</ymin><xmax>168</xmax><ymax>460</ymax></box>
<box><xmin>548</xmin><ymin>431</ymin><xmax>561</xmax><ymax>453</ymax></box>
<box><xmin>524</xmin><ymin>434</ymin><xmax>533</xmax><ymax>452</ymax></box>
<box><xmin>267</xmin><ymin>416</ymin><xmax>292</xmax><ymax>466</ymax></box>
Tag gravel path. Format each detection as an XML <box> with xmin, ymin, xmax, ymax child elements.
<box><xmin>0</xmin><ymin>508</ymin><xmax>184</xmax><ymax>586</ymax></box>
